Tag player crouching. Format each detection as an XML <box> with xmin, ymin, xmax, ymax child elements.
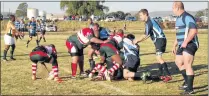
<box><xmin>123</xmin><ymin>34</ymin><xmax>150</xmax><ymax>82</ymax></box>
<box><xmin>89</xmin><ymin>29</ymin><xmax>124</xmax><ymax>81</ymax></box>
<box><xmin>29</xmin><ymin>44</ymin><xmax>62</xmax><ymax>83</ymax></box>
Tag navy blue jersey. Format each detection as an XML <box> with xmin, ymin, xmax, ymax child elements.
<box><xmin>123</xmin><ymin>38</ymin><xmax>139</xmax><ymax>60</ymax></box>
<box><xmin>28</xmin><ymin>21</ymin><xmax>37</xmax><ymax>34</ymax></box>
<box><xmin>145</xmin><ymin>17</ymin><xmax>166</xmax><ymax>42</ymax></box>
<box><xmin>15</xmin><ymin>21</ymin><xmax>20</xmax><ymax>29</ymax></box>
<box><xmin>99</xmin><ymin>27</ymin><xmax>110</xmax><ymax>40</ymax></box>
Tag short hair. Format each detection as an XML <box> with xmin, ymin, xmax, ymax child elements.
<box><xmin>93</xmin><ymin>23</ymin><xmax>99</xmax><ymax>27</ymax></box>
<box><xmin>139</xmin><ymin>9</ymin><xmax>149</xmax><ymax>16</ymax></box>
<box><xmin>9</xmin><ymin>15</ymin><xmax>15</xmax><ymax>21</ymax></box>
<box><xmin>126</xmin><ymin>34</ymin><xmax>135</xmax><ymax>40</ymax></box>
<box><xmin>174</xmin><ymin>1</ymin><xmax>184</xmax><ymax>10</ymax></box>
<box><xmin>117</xmin><ymin>29</ymin><xmax>124</xmax><ymax>34</ymax></box>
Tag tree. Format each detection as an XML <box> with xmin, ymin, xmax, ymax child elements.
<box><xmin>60</xmin><ymin>0</ymin><xmax>109</xmax><ymax>17</ymax></box>
<box><xmin>195</xmin><ymin>10</ymin><xmax>204</xmax><ymax>17</ymax></box>
<box><xmin>125</xmin><ymin>13</ymin><xmax>131</xmax><ymax>17</ymax></box>
<box><xmin>116</xmin><ymin>11</ymin><xmax>125</xmax><ymax>20</ymax></box>
<box><xmin>15</xmin><ymin>2</ymin><xmax>28</xmax><ymax>17</ymax></box>
<box><xmin>195</xmin><ymin>8</ymin><xmax>208</xmax><ymax>18</ymax></box>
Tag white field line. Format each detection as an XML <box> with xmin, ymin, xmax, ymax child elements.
<box><xmin>60</xmin><ymin>65</ymin><xmax>133</xmax><ymax>95</ymax></box>
<box><xmin>17</xmin><ymin>48</ymin><xmax>133</xmax><ymax>95</ymax></box>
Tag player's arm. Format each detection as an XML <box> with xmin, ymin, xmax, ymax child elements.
<box><xmin>172</xmin><ymin>38</ymin><xmax>178</xmax><ymax>54</ymax></box>
<box><xmin>90</xmin><ymin>37</ymin><xmax>109</xmax><ymax>44</ymax></box>
<box><xmin>9</xmin><ymin>22</ymin><xmax>20</xmax><ymax>34</ymax></box>
<box><xmin>135</xmin><ymin>34</ymin><xmax>150</xmax><ymax>44</ymax></box>
<box><xmin>135</xmin><ymin>23</ymin><xmax>151</xmax><ymax>44</ymax></box>
<box><xmin>182</xmin><ymin>16</ymin><xmax>198</xmax><ymax>46</ymax></box>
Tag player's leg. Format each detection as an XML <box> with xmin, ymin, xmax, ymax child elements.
<box><xmin>78</xmin><ymin>55</ymin><xmax>88</xmax><ymax>77</ymax></box>
<box><xmin>175</xmin><ymin>47</ymin><xmax>187</xmax><ymax>90</ymax></box>
<box><xmin>180</xmin><ymin>43</ymin><xmax>198</xmax><ymax>95</ymax></box>
<box><xmin>123</xmin><ymin>68</ymin><xmax>129</xmax><ymax>80</ymax></box>
<box><xmin>21</xmin><ymin>28</ymin><xmax>25</xmax><ymax>38</ymax></box>
<box><xmin>29</xmin><ymin>52</ymin><xmax>39</xmax><ymax>80</ymax></box>
<box><xmin>181</xmin><ymin>52</ymin><xmax>194</xmax><ymax>94</ymax></box>
<box><xmin>43</xmin><ymin>30</ymin><xmax>46</xmax><ymax>42</ymax></box>
<box><xmin>39</xmin><ymin>33</ymin><xmax>43</xmax><ymax>42</ymax></box>
<box><xmin>66</xmin><ymin>40</ymin><xmax>80</xmax><ymax>78</ymax></box>
<box><xmin>31</xmin><ymin>62</ymin><xmax>37</xmax><ymax>80</ymax></box>
<box><xmin>35</xmin><ymin>34</ymin><xmax>39</xmax><ymax>46</ymax></box>
<box><xmin>88</xmin><ymin>48</ymin><xmax>96</xmax><ymax>71</ymax></box>
<box><xmin>26</xmin><ymin>36</ymin><xmax>33</xmax><ymax>47</ymax></box>
<box><xmin>155</xmin><ymin>38</ymin><xmax>171</xmax><ymax>81</ymax></box>
<box><xmin>88</xmin><ymin>63</ymin><xmax>104</xmax><ymax>78</ymax></box>
<box><xmin>10</xmin><ymin>44</ymin><xmax>16</xmax><ymax>60</ymax></box>
<box><xmin>47</xmin><ymin>57</ymin><xmax>62</xmax><ymax>82</ymax></box>
<box><xmin>3</xmin><ymin>45</ymin><xmax>10</xmax><ymax>61</ymax></box>
<box><xmin>109</xmin><ymin>55</ymin><xmax>123</xmax><ymax>74</ymax></box>
<box><xmin>3</xmin><ymin>34</ymin><xmax>12</xmax><ymax>61</ymax></box>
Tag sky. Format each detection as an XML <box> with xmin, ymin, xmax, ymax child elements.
<box><xmin>1</xmin><ymin>1</ymin><xmax>208</xmax><ymax>14</ymax></box>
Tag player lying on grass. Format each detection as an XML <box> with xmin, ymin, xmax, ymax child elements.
<box><xmin>66</xmin><ymin>27</ymin><xmax>109</xmax><ymax>79</ymax></box>
<box><xmin>29</xmin><ymin>44</ymin><xmax>62</xmax><ymax>82</ymax></box>
<box><xmin>123</xmin><ymin>34</ymin><xmax>150</xmax><ymax>82</ymax></box>
<box><xmin>88</xmin><ymin>29</ymin><xmax>124</xmax><ymax>81</ymax></box>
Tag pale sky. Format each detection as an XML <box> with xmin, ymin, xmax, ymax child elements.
<box><xmin>1</xmin><ymin>1</ymin><xmax>208</xmax><ymax>14</ymax></box>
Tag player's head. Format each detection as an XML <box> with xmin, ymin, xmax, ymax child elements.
<box><xmin>126</xmin><ymin>34</ymin><xmax>135</xmax><ymax>41</ymax></box>
<box><xmin>49</xmin><ymin>44</ymin><xmax>55</xmax><ymax>48</ymax></box>
<box><xmin>138</xmin><ymin>9</ymin><xmax>149</xmax><ymax>21</ymax></box>
<box><xmin>9</xmin><ymin>15</ymin><xmax>15</xmax><ymax>22</ymax></box>
<box><xmin>92</xmin><ymin>23</ymin><xmax>100</xmax><ymax>31</ymax></box>
<box><xmin>172</xmin><ymin>1</ymin><xmax>184</xmax><ymax>16</ymax></box>
<box><xmin>116</xmin><ymin>29</ymin><xmax>124</xmax><ymax>37</ymax></box>
<box><xmin>31</xmin><ymin>17</ymin><xmax>35</xmax><ymax>21</ymax></box>
<box><xmin>88</xmin><ymin>18</ymin><xmax>93</xmax><ymax>24</ymax></box>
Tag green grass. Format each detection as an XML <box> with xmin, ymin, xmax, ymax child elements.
<box><xmin>1</xmin><ymin>30</ymin><xmax>208</xmax><ymax>95</ymax></box>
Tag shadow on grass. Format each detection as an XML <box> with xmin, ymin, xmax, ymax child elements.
<box><xmin>57</xmin><ymin>51</ymin><xmax>171</xmax><ymax>58</ymax></box>
<box><xmin>139</xmin><ymin>62</ymin><xmax>208</xmax><ymax>78</ymax></box>
<box><xmin>138</xmin><ymin>62</ymin><xmax>208</xmax><ymax>94</ymax></box>
<box><xmin>194</xmin><ymin>84</ymin><xmax>208</xmax><ymax>95</ymax></box>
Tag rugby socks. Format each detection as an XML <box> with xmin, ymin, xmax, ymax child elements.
<box><xmin>162</xmin><ymin>63</ymin><xmax>171</xmax><ymax>76</ymax></box>
<box><xmin>26</xmin><ymin>40</ymin><xmax>30</xmax><ymax>45</ymax></box>
<box><xmin>43</xmin><ymin>37</ymin><xmax>46</xmax><ymax>42</ymax></box>
<box><xmin>52</xmin><ymin>66</ymin><xmax>59</xmax><ymax>78</ymax></box>
<box><xmin>115</xmin><ymin>68</ymin><xmax>123</xmax><ymax>79</ymax></box>
<box><xmin>36</xmin><ymin>40</ymin><xmax>39</xmax><ymax>46</ymax></box>
<box><xmin>91</xmin><ymin>64</ymin><xmax>102</xmax><ymax>74</ymax></box>
<box><xmin>71</xmin><ymin>63</ymin><xmax>77</xmax><ymax>77</ymax></box>
<box><xmin>158</xmin><ymin>64</ymin><xmax>163</xmax><ymax>76</ymax></box>
<box><xmin>187</xmin><ymin>75</ymin><xmax>194</xmax><ymax>91</ymax></box>
<box><xmin>32</xmin><ymin>64</ymin><xmax>37</xmax><ymax>75</ymax></box>
<box><xmin>10</xmin><ymin>44</ymin><xmax>15</xmax><ymax>59</ymax></box>
<box><xmin>108</xmin><ymin>63</ymin><xmax>120</xmax><ymax>74</ymax></box>
<box><xmin>3</xmin><ymin>50</ymin><xmax>8</xmax><ymax>59</ymax></box>
<box><xmin>39</xmin><ymin>37</ymin><xmax>42</xmax><ymax>42</ymax></box>
<box><xmin>181</xmin><ymin>69</ymin><xmax>188</xmax><ymax>85</ymax></box>
<box><xmin>78</xmin><ymin>61</ymin><xmax>84</xmax><ymax>73</ymax></box>
<box><xmin>89</xmin><ymin>59</ymin><xmax>95</xmax><ymax>71</ymax></box>
<box><xmin>100</xmin><ymin>66</ymin><xmax>107</xmax><ymax>74</ymax></box>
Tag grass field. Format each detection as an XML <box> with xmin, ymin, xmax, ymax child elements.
<box><xmin>1</xmin><ymin>30</ymin><xmax>208</xmax><ymax>95</ymax></box>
